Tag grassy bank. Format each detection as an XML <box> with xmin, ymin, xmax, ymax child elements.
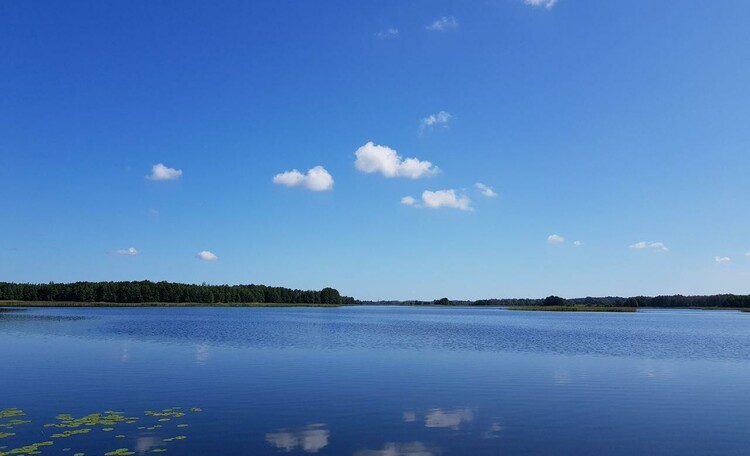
<box><xmin>0</xmin><ymin>301</ymin><xmax>342</xmax><ymax>308</ymax></box>
<box><xmin>507</xmin><ymin>305</ymin><xmax>637</xmax><ymax>312</ymax></box>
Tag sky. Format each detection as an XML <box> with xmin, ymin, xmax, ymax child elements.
<box><xmin>2</xmin><ymin>0</ymin><xmax>750</xmax><ymax>300</ymax></box>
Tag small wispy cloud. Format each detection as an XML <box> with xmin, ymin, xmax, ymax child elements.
<box><xmin>524</xmin><ymin>0</ymin><xmax>558</xmax><ymax>9</ymax></box>
<box><xmin>113</xmin><ymin>247</ymin><xmax>139</xmax><ymax>256</ymax></box>
<box><xmin>375</xmin><ymin>28</ymin><xmax>399</xmax><ymax>39</ymax></box>
<box><xmin>420</xmin><ymin>111</ymin><xmax>452</xmax><ymax>133</ymax></box>
<box><xmin>573</xmin><ymin>240</ymin><xmax>582</xmax><ymax>246</ymax></box>
<box><xmin>715</xmin><ymin>256</ymin><xmax>731</xmax><ymax>263</ymax></box>
<box><xmin>422</xmin><ymin>190</ymin><xmax>472</xmax><ymax>211</ymax></box>
<box><xmin>148</xmin><ymin>208</ymin><xmax>159</xmax><ymax>216</ymax></box>
<box><xmin>273</xmin><ymin>166</ymin><xmax>334</xmax><ymax>191</ymax></box>
<box><xmin>547</xmin><ymin>234</ymin><xmax>564</xmax><ymax>245</ymax></box>
<box><xmin>401</xmin><ymin>196</ymin><xmax>416</xmax><ymax>206</ymax></box>
<box><xmin>196</xmin><ymin>250</ymin><xmax>218</xmax><ymax>261</ymax></box>
<box><xmin>146</xmin><ymin>163</ymin><xmax>182</xmax><ymax>181</ymax></box>
<box><xmin>629</xmin><ymin>241</ymin><xmax>668</xmax><ymax>251</ymax></box>
<box><xmin>425</xmin><ymin>16</ymin><xmax>458</xmax><ymax>32</ymax></box>
<box><xmin>355</xmin><ymin>142</ymin><xmax>439</xmax><ymax>179</ymax></box>
<box><xmin>403</xmin><ymin>190</ymin><xmax>472</xmax><ymax>211</ymax></box>
<box><xmin>474</xmin><ymin>183</ymin><xmax>497</xmax><ymax>197</ymax></box>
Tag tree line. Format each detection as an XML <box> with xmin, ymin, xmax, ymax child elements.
<box><xmin>0</xmin><ymin>281</ymin><xmax>356</xmax><ymax>305</ymax></box>
<box><xmin>367</xmin><ymin>294</ymin><xmax>750</xmax><ymax>308</ymax></box>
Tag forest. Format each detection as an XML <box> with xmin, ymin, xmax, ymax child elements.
<box><xmin>0</xmin><ymin>281</ymin><xmax>355</xmax><ymax>305</ymax></box>
<box><xmin>369</xmin><ymin>294</ymin><xmax>750</xmax><ymax>308</ymax></box>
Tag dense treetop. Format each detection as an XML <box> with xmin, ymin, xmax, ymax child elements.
<box><xmin>0</xmin><ymin>281</ymin><xmax>355</xmax><ymax>305</ymax></box>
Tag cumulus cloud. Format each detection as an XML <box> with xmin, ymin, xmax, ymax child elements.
<box><xmin>547</xmin><ymin>234</ymin><xmax>564</xmax><ymax>245</ymax></box>
<box><xmin>196</xmin><ymin>250</ymin><xmax>218</xmax><ymax>261</ymax></box>
<box><xmin>420</xmin><ymin>111</ymin><xmax>452</xmax><ymax>133</ymax></box>
<box><xmin>715</xmin><ymin>256</ymin><xmax>731</xmax><ymax>263</ymax></box>
<box><xmin>425</xmin><ymin>16</ymin><xmax>458</xmax><ymax>31</ymax></box>
<box><xmin>421</xmin><ymin>190</ymin><xmax>472</xmax><ymax>211</ymax></box>
<box><xmin>113</xmin><ymin>247</ymin><xmax>138</xmax><ymax>256</ymax></box>
<box><xmin>146</xmin><ymin>163</ymin><xmax>182</xmax><ymax>181</ymax></box>
<box><xmin>629</xmin><ymin>241</ymin><xmax>668</xmax><ymax>252</ymax></box>
<box><xmin>354</xmin><ymin>142</ymin><xmax>439</xmax><ymax>179</ymax></box>
<box><xmin>524</xmin><ymin>0</ymin><xmax>558</xmax><ymax>9</ymax></box>
<box><xmin>375</xmin><ymin>28</ymin><xmax>399</xmax><ymax>38</ymax></box>
<box><xmin>266</xmin><ymin>425</ymin><xmax>329</xmax><ymax>453</ymax></box>
<box><xmin>273</xmin><ymin>166</ymin><xmax>334</xmax><ymax>191</ymax></box>
<box><xmin>474</xmin><ymin>183</ymin><xmax>497</xmax><ymax>197</ymax></box>
<box><xmin>573</xmin><ymin>240</ymin><xmax>582</xmax><ymax>246</ymax></box>
<box><xmin>401</xmin><ymin>196</ymin><xmax>416</xmax><ymax>206</ymax></box>
<box><xmin>355</xmin><ymin>441</ymin><xmax>436</xmax><ymax>456</ymax></box>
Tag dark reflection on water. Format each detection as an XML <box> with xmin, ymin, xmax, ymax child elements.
<box><xmin>2</xmin><ymin>307</ymin><xmax>750</xmax><ymax>455</ymax></box>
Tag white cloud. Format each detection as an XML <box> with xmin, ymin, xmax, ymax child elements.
<box><xmin>148</xmin><ymin>208</ymin><xmax>160</xmax><ymax>216</ymax></box>
<box><xmin>355</xmin><ymin>442</ymin><xmax>436</xmax><ymax>456</ymax></box>
<box><xmin>146</xmin><ymin>163</ymin><xmax>182</xmax><ymax>181</ymax></box>
<box><xmin>547</xmin><ymin>234</ymin><xmax>564</xmax><ymax>245</ymax></box>
<box><xmin>420</xmin><ymin>111</ymin><xmax>452</xmax><ymax>132</ymax></box>
<box><xmin>421</xmin><ymin>190</ymin><xmax>472</xmax><ymax>211</ymax></box>
<box><xmin>425</xmin><ymin>16</ymin><xmax>458</xmax><ymax>31</ymax></box>
<box><xmin>375</xmin><ymin>28</ymin><xmax>399</xmax><ymax>39</ymax></box>
<box><xmin>573</xmin><ymin>240</ymin><xmax>582</xmax><ymax>246</ymax></box>
<box><xmin>745</xmin><ymin>251</ymin><xmax>750</xmax><ymax>257</ymax></box>
<box><xmin>401</xmin><ymin>196</ymin><xmax>416</xmax><ymax>206</ymax></box>
<box><xmin>196</xmin><ymin>250</ymin><xmax>218</xmax><ymax>261</ymax></box>
<box><xmin>715</xmin><ymin>256</ymin><xmax>731</xmax><ymax>263</ymax></box>
<box><xmin>113</xmin><ymin>247</ymin><xmax>138</xmax><ymax>256</ymax></box>
<box><xmin>474</xmin><ymin>183</ymin><xmax>497</xmax><ymax>197</ymax></box>
<box><xmin>354</xmin><ymin>142</ymin><xmax>439</xmax><ymax>179</ymax></box>
<box><xmin>266</xmin><ymin>425</ymin><xmax>329</xmax><ymax>454</ymax></box>
<box><xmin>629</xmin><ymin>241</ymin><xmax>668</xmax><ymax>252</ymax></box>
<box><xmin>524</xmin><ymin>0</ymin><xmax>558</xmax><ymax>9</ymax></box>
<box><xmin>273</xmin><ymin>166</ymin><xmax>334</xmax><ymax>191</ymax></box>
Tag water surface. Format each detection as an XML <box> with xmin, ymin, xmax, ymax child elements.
<box><xmin>2</xmin><ymin>307</ymin><xmax>749</xmax><ymax>455</ymax></box>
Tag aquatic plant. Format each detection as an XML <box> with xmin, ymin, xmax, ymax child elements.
<box><xmin>104</xmin><ymin>448</ymin><xmax>135</xmax><ymax>455</ymax></box>
<box><xmin>0</xmin><ymin>410</ymin><xmax>24</xmax><ymax>420</ymax></box>
<box><xmin>51</xmin><ymin>429</ymin><xmax>92</xmax><ymax>438</ymax></box>
<box><xmin>0</xmin><ymin>440</ymin><xmax>53</xmax><ymax>456</ymax></box>
<box><xmin>0</xmin><ymin>406</ymin><xmax>199</xmax><ymax>456</ymax></box>
<box><xmin>0</xmin><ymin>421</ymin><xmax>31</xmax><ymax>430</ymax></box>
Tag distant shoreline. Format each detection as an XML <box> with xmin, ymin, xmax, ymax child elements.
<box><xmin>2</xmin><ymin>301</ymin><xmax>748</xmax><ymax>313</ymax></box>
<box><xmin>0</xmin><ymin>301</ymin><xmax>342</xmax><ymax>308</ymax></box>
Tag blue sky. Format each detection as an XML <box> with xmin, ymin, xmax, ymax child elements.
<box><xmin>2</xmin><ymin>0</ymin><xmax>750</xmax><ymax>300</ymax></box>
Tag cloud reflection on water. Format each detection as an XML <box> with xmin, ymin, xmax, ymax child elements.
<box><xmin>424</xmin><ymin>407</ymin><xmax>474</xmax><ymax>430</ymax></box>
<box><xmin>135</xmin><ymin>436</ymin><xmax>161</xmax><ymax>453</ymax></box>
<box><xmin>265</xmin><ymin>424</ymin><xmax>329</xmax><ymax>453</ymax></box>
<box><xmin>354</xmin><ymin>441</ymin><xmax>437</xmax><ymax>456</ymax></box>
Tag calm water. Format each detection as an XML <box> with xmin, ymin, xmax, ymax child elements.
<box><xmin>2</xmin><ymin>307</ymin><xmax>750</xmax><ymax>455</ymax></box>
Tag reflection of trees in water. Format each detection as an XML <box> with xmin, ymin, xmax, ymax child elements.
<box><xmin>265</xmin><ymin>424</ymin><xmax>329</xmax><ymax>453</ymax></box>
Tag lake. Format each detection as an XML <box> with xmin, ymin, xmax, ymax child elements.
<box><xmin>2</xmin><ymin>306</ymin><xmax>749</xmax><ymax>455</ymax></box>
